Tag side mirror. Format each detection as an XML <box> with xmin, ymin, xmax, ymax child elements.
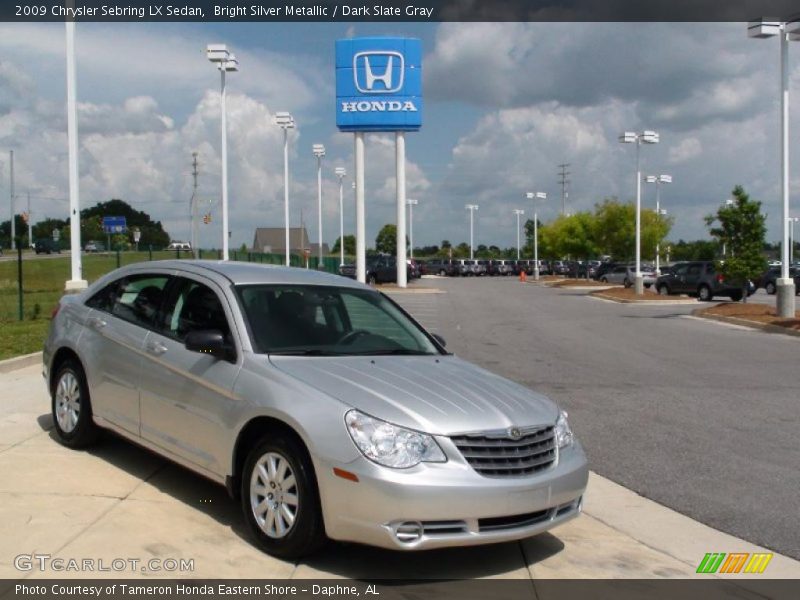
<box><xmin>433</xmin><ymin>333</ymin><xmax>447</xmax><ymax>348</ymax></box>
<box><xmin>185</xmin><ymin>329</ymin><xmax>227</xmax><ymax>358</ymax></box>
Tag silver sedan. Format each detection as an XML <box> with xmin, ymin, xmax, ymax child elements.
<box><xmin>44</xmin><ymin>261</ymin><xmax>588</xmax><ymax>558</ymax></box>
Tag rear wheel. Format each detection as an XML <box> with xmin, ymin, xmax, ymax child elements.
<box><xmin>623</xmin><ymin>278</ymin><xmax>631</xmax><ymax>288</ymax></box>
<box><xmin>438</xmin><ymin>269</ymin><xmax>446</xmax><ymax>277</ymax></box>
<box><xmin>698</xmin><ymin>285</ymin><xmax>713</xmax><ymax>302</ymax></box>
<box><xmin>241</xmin><ymin>436</ymin><xmax>325</xmax><ymax>559</ymax></box>
<box><xmin>765</xmin><ymin>281</ymin><xmax>776</xmax><ymax>295</ymax></box>
<box><xmin>367</xmin><ymin>273</ymin><xmax>377</xmax><ymax>285</ymax></box>
<box><xmin>600</xmin><ymin>277</ymin><xmax>608</xmax><ymax>283</ymax></box>
<box><xmin>657</xmin><ymin>284</ymin><xmax>670</xmax><ymax>296</ymax></box>
<box><xmin>729</xmin><ymin>290</ymin><xmax>743</xmax><ymax>302</ymax></box>
<box><xmin>51</xmin><ymin>360</ymin><xmax>100</xmax><ymax>448</ymax></box>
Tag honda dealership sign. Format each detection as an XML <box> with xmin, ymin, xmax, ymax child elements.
<box><xmin>335</xmin><ymin>37</ymin><xmax>422</xmax><ymax>132</ymax></box>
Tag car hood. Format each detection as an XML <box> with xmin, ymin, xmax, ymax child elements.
<box><xmin>268</xmin><ymin>354</ymin><xmax>558</xmax><ymax>435</ymax></box>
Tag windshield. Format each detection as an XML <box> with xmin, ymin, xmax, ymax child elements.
<box><xmin>236</xmin><ymin>284</ymin><xmax>441</xmax><ymax>356</ymax></box>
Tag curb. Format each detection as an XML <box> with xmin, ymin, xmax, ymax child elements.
<box><xmin>0</xmin><ymin>351</ymin><xmax>42</xmax><ymax>374</ymax></box>
<box><xmin>590</xmin><ymin>292</ymin><xmax>699</xmax><ymax>305</ymax></box>
<box><xmin>691</xmin><ymin>309</ymin><xmax>800</xmax><ymax>338</ymax></box>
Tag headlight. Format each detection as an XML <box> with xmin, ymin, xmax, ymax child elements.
<box><xmin>555</xmin><ymin>410</ymin><xmax>574</xmax><ymax>449</ymax></box>
<box><xmin>345</xmin><ymin>410</ymin><xmax>446</xmax><ymax>468</ymax></box>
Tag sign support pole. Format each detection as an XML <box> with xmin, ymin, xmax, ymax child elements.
<box><xmin>396</xmin><ymin>132</ymin><xmax>408</xmax><ymax>288</ymax></box>
<box><xmin>355</xmin><ymin>132</ymin><xmax>366</xmax><ymax>284</ymax></box>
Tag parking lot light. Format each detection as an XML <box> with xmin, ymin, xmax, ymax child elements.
<box><xmin>526</xmin><ymin>192</ymin><xmax>547</xmax><ymax>280</ymax></box>
<box><xmin>748</xmin><ymin>17</ymin><xmax>798</xmax><ymax>316</ymax></box>
<box><xmin>407</xmin><ymin>199</ymin><xmax>418</xmax><ymax>259</ymax></box>
<box><xmin>207</xmin><ymin>44</ymin><xmax>238</xmax><ymax>261</ymax></box>
<box><xmin>313</xmin><ymin>144</ymin><xmax>326</xmax><ymax>265</ymax></box>
<box><xmin>513</xmin><ymin>209</ymin><xmax>525</xmax><ymax>260</ymax></box>
<box><xmin>335</xmin><ymin>167</ymin><xmax>346</xmax><ymax>266</ymax></box>
<box><xmin>620</xmin><ymin>130</ymin><xmax>659</xmax><ymax>294</ymax></box>
<box><xmin>645</xmin><ymin>174</ymin><xmax>672</xmax><ymax>274</ymax></box>
<box><xmin>275</xmin><ymin>111</ymin><xmax>295</xmax><ymax>266</ymax></box>
<box><xmin>465</xmin><ymin>204</ymin><xmax>479</xmax><ymax>260</ymax></box>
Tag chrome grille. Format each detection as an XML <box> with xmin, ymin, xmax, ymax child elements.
<box><xmin>451</xmin><ymin>426</ymin><xmax>556</xmax><ymax>477</ymax></box>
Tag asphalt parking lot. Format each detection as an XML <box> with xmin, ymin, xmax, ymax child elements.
<box><xmin>390</xmin><ymin>277</ymin><xmax>800</xmax><ymax>560</ymax></box>
<box><xmin>1</xmin><ymin>277</ymin><xmax>799</xmax><ymax>580</ymax></box>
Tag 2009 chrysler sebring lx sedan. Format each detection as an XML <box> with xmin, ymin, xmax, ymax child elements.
<box><xmin>44</xmin><ymin>261</ymin><xmax>588</xmax><ymax>558</ymax></box>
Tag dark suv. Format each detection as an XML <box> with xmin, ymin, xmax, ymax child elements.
<box><xmin>757</xmin><ymin>266</ymin><xmax>800</xmax><ymax>295</ymax></box>
<box><xmin>35</xmin><ymin>239</ymin><xmax>61</xmax><ymax>255</ymax></box>
<box><xmin>427</xmin><ymin>258</ymin><xmax>458</xmax><ymax>276</ymax></box>
<box><xmin>655</xmin><ymin>261</ymin><xmax>752</xmax><ymax>301</ymax></box>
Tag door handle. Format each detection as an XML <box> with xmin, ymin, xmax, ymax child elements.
<box><xmin>146</xmin><ymin>341</ymin><xmax>168</xmax><ymax>356</ymax></box>
<box><xmin>87</xmin><ymin>317</ymin><xmax>107</xmax><ymax>330</ymax></box>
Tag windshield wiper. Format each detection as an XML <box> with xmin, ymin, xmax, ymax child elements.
<box><xmin>268</xmin><ymin>349</ymin><xmax>344</xmax><ymax>356</ymax></box>
<box><xmin>351</xmin><ymin>348</ymin><xmax>434</xmax><ymax>356</ymax></box>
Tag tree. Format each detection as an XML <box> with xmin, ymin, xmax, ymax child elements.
<box><xmin>332</xmin><ymin>235</ymin><xmax>356</xmax><ymax>255</ymax></box>
<box><xmin>80</xmin><ymin>199</ymin><xmax>170</xmax><ymax>248</ymax></box>
<box><xmin>705</xmin><ymin>186</ymin><xmax>767</xmax><ymax>302</ymax></box>
<box><xmin>591</xmin><ymin>198</ymin><xmax>673</xmax><ymax>261</ymax></box>
<box><xmin>374</xmin><ymin>224</ymin><xmax>408</xmax><ymax>255</ymax></box>
<box><xmin>669</xmin><ymin>239</ymin><xmax>718</xmax><ymax>261</ymax></box>
<box><xmin>537</xmin><ymin>212</ymin><xmax>598</xmax><ymax>259</ymax></box>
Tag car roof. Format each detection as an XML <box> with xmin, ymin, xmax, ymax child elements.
<box><xmin>105</xmin><ymin>260</ymin><xmax>369</xmax><ymax>290</ymax></box>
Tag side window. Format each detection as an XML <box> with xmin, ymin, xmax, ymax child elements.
<box><xmin>160</xmin><ymin>279</ymin><xmax>231</xmax><ymax>342</ymax></box>
<box><xmin>673</xmin><ymin>264</ymin><xmax>688</xmax><ymax>275</ymax></box>
<box><xmin>87</xmin><ymin>274</ymin><xmax>169</xmax><ymax>329</ymax></box>
<box><xmin>688</xmin><ymin>264</ymin><xmax>702</xmax><ymax>276</ymax></box>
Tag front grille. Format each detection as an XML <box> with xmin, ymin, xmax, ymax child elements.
<box><xmin>479</xmin><ymin>509</ymin><xmax>550</xmax><ymax>532</ymax></box>
<box><xmin>451</xmin><ymin>426</ymin><xmax>556</xmax><ymax>477</ymax></box>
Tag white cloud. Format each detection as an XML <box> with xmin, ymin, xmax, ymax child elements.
<box><xmin>668</xmin><ymin>137</ymin><xmax>702</xmax><ymax>164</ymax></box>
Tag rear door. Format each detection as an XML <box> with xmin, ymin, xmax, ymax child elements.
<box><xmin>138</xmin><ymin>276</ymin><xmax>242</xmax><ymax>474</ymax></box>
<box><xmin>683</xmin><ymin>263</ymin><xmax>704</xmax><ymax>293</ymax></box>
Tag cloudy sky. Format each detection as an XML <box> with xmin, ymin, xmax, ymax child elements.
<box><xmin>0</xmin><ymin>21</ymin><xmax>798</xmax><ymax>250</ymax></box>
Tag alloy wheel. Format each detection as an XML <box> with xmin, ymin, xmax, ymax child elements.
<box><xmin>250</xmin><ymin>452</ymin><xmax>299</xmax><ymax>539</ymax></box>
<box><xmin>55</xmin><ymin>371</ymin><xmax>81</xmax><ymax>433</ymax></box>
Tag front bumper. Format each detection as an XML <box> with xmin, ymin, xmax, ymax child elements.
<box><xmin>316</xmin><ymin>440</ymin><xmax>588</xmax><ymax>550</ymax></box>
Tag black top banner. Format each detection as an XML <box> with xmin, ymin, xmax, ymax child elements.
<box><xmin>3</xmin><ymin>0</ymin><xmax>800</xmax><ymax>22</ymax></box>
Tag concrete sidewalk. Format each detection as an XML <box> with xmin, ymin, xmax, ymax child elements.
<box><xmin>1</xmin><ymin>361</ymin><xmax>798</xmax><ymax>580</ymax></box>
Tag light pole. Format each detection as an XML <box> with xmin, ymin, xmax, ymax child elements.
<box><xmin>749</xmin><ymin>18</ymin><xmax>799</xmax><ymax>316</ymax></box>
<box><xmin>789</xmin><ymin>217</ymin><xmax>800</xmax><ymax>264</ymax></box>
<box><xmin>722</xmin><ymin>198</ymin><xmax>734</xmax><ymax>258</ymax></box>
<box><xmin>465</xmin><ymin>204</ymin><xmax>478</xmax><ymax>260</ymax></box>
<box><xmin>312</xmin><ymin>144</ymin><xmax>325</xmax><ymax>266</ymax></box>
<box><xmin>526</xmin><ymin>191</ymin><xmax>547</xmax><ymax>280</ymax></box>
<box><xmin>407</xmin><ymin>199</ymin><xmax>418</xmax><ymax>259</ymax></box>
<box><xmin>645</xmin><ymin>174</ymin><xmax>672</xmax><ymax>273</ymax></box>
<box><xmin>335</xmin><ymin>167</ymin><xmax>346</xmax><ymax>266</ymax></box>
<box><xmin>206</xmin><ymin>44</ymin><xmax>238</xmax><ymax>261</ymax></box>
<box><xmin>620</xmin><ymin>130</ymin><xmax>660</xmax><ymax>294</ymax></box>
<box><xmin>275</xmin><ymin>111</ymin><xmax>294</xmax><ymax>266</ymax></box>
<box><xmin>513</xmin><ymin>209</ymin><xmax>525</xmax><ymax>260</ymax></box>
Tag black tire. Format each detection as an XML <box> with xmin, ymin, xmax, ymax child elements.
<box><xmin>765</xmin><ymin>282</ymin><xmax>776</xmax><ymax>295</ymax></box>
<box><xmin>241</xmin><ymin>435</ymin><xmax>325</xmax><ymax>559</ymax></box>
<box><xmin>438</xmin><ymin>269</ymin><xmax>446</xmax><ymax>277</ymax></box>
<box><xmin>645</xmin><ymin>283</ymin><xmax>652</xmax><ymax>289</ymax></box>
<box><xmin>367</xmin><ymin>274</ymin><xmax>377</xmax><ymax>285</ymax></box>
<box><xmin>623</xmin><ymin>278</ymin><xmax>631</xmax><ymax>288</ymax></box>
<box><xmin>657</xmin><ymin>284</ymin><xmax>670</xmax><ymax>296</ymax></box>
<box><xmin>51</xmin><ymin>359</ymin><xmax>100</xmax><ymax>448</ymax></box>
<box><xmin>698</xmin><ymin>285</ymin><xmax>713</xmax><ymax>302</ymax></box>
<box><xmin>729</xmin><ymin>291</ymin><xmax>743</xmax><ymax>302</ymax></box>
<box><xmin>600</xmin><ymin>277</ymin><xmax>608</xmax><ymax>283</ymax></box>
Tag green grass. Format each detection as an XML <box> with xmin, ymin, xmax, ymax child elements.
<box><xmin>0</xmin><ymin>251</ymin><xmax>188</xmax><ymax>360</ymax></box>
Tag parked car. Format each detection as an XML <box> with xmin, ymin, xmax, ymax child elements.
<box><xmin>84</xmin><ymin>241</ymin><xmax>102</xmax><ymax>253</ymax></box>
<box><xmin>366</xmin><ymin>255</ymin><xmax>397</xmax><ymax>284</ymax></box>
<box><xmin>406</xmin><ymin>259</ymin><xmax>420</xmax><ymax>279</ymax></box>
<box><xmin>757</xmin><ymin>266</ymin><xmax>800</xmax><ymax>295</ymax></box>
<box><xmin>593</xmin><ymin>262</ymin><xmax>619</xmax><ymax>281</ymax></box>
<box><xmin>44</xmin><ymin>260</ymin><xmax>588</xmax><ymax>557</ymax></box>
<box><xmin>551</xmin><ymin>260</ymin><xmax>570</xmax><ymax>276</ymax></box>
<box><xmin>427</xmin><ymin>259</ymin><xmax>458</xmax><ymax>277</ymax></box>
<box><xmin>167</xmin><ymin>241</ymin><xmax>192</xmax><ymax>251</ymax></box>
<box><xmin>476</xmin><ymin>259</ymin><xmax>491</xmax><ymax>276</ymax></box>
<box><xmin>655</xmin><ymin>261</ymin><xmax>753</xmax><ymax>301</ymax></box>
<box><xmin>35</xmin><ymin>239</ymin><xmax>61</xmax><ymax>255</ymax></box>
<box><xmin>598</xmin><ymin>264</ymin><xmax>656</xmax><ymax>288</ymax></box>
<box><xmin>416</xmin><ymin>259</ymin><xmax>428</xmax><ymax>276</ymax></box>
<box><xmin>494</xmin><ymin>259</ymin><xmax>516</xmax><ymax>276</ymax></box>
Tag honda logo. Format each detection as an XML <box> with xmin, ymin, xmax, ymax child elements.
<box><xmin>353</xmin><ymin>51</ymin><xmax>404</xmax><ymax>93</ymax></box>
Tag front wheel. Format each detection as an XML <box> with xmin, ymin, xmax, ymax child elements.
<box><xmin>698</xmin><ymin>285</ymin><xmax>713</xmax><ymax>302</ymax></box>
<box><xmin>51</xmin><ymin>360</ymin><xmax>100</xmax><ymax>448</ymax></box>
<box><xmin>765</xmin><ymin>282</ymin><xmax>776</xmax><ymax>295</ymax></box>
<box><xmin>241</xmin><ymin>436</ymin><xmax>325</xmax><ymax>559</ymax></box>
<box><xmin>600</xmin><ymin>277</ymin><xmax>608</xmax><ymax>283</ymax></box>
<box><xmin>729</xmin><ymin>291</ymin><xmax>743</xmax><ymax>302</ymax></box>
<box><xmin>439</xmin><ymin>269</ymin><xmax>446</xmax><ymax>277</ymax></box>
<box><xmin>657</xmin><ymin>284</ymin><xmax>670</xmax><ymax>296</ymax></box>
<box><xmin>367</xmin><ymin>274</ymin><xmax>377</xmax><ymax>285</ymax></box>
<box><xmin>623</xmin><ymin>278</ymin><xmax>631</xmax><ymax>288</ymax></box>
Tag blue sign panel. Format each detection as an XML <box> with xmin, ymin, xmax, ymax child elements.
<box><xmin>102</xmin><ymin>216</ymin><xmax>127</xmax><ymax>234</ymax></box>
<box><xmin>335</xmin><ymin>37</ymin><xmax>422</xmax><ymax>132</ymax></box>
